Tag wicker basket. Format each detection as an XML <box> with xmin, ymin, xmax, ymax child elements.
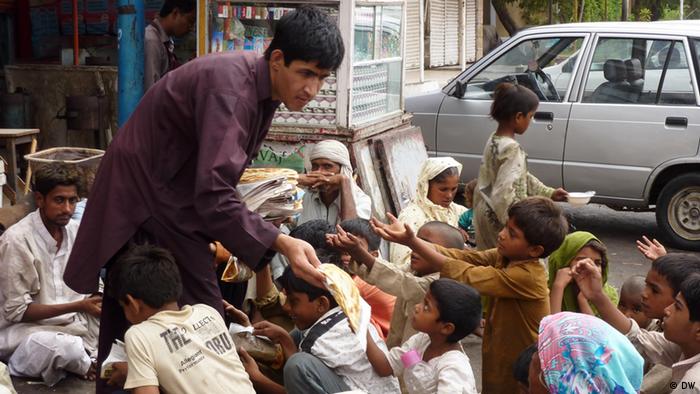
<box><xmin>25</xmin><ymin>147</ymin><xmax>105</xmax><ymax>196</ymax></box>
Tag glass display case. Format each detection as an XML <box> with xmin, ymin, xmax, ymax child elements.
<box><xmin>199</xmin><ymin>0</ymin><xmax>405</xmax><ymax>131</ymax></box>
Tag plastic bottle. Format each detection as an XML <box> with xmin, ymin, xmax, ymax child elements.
<box><xmin>400</xmin><ymin>349</ymin><xmax>432</xmax><ymax>393</ymax></box>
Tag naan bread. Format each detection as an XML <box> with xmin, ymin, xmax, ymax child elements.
<box><xmin>319</xmin><ymin>264</ymin><xmax>362</xmax><ymax>333</ymax></box>
<box><xmin>240</xmin><ymin>167</ymin><xmax>298</xmax><ymax>184</ymax></box>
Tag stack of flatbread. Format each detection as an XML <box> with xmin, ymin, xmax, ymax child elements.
<box><xmin>237</xmin><ymin>167</ymin><xmax>303</xmax><ymax>221</ymax></box>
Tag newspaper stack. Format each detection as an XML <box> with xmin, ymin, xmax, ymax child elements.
<box><xmin>237</xmin><ymin>167</ymin><xmax>304</xmax><ymax>222</ymax></box>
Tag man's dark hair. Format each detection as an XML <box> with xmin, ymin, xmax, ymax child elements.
<box><xmin>264</xmin><ymin>6</ymin><xmax>344</xmax><ymax>71</ymax></box>
<box><xmin>680</xmin><ymin>274</ymin><xmax>700</xmax><ymax>322</ymax></box>
<box><xmin>159</xmin><ymin>0</ymin><xmax>195</xmax><ymax>17</ymax></box>
<box><xmin>33</xmin><ymin>163</ymin><xmax>81</xmax><ymax>196</ymax></box>
<box><xmin>420</xmin><ymin>221</ymin><xmax>465</xmax><ymax>250</ymax></box>
<box><xmin>513</xmin><ymin>344</ymin><xmax>537</xmax><ymax>386</ymax></box>
<box><xmin>490</xmin><ymin>82</ymin><xmax>539</xmax><ymax>122</ymax></box>
<box><xmin>339</xmin><ymin>218</ymin><xmax>380</xmax><ymax>251</ymax></box>
<box><xmin>430</xmin><ymin>166</ymin><xmax>460</xmax><ymax>183</ymax></box>
<box><xmin>108</xmin><ymin>244</ymin><xmax>183</xmax><ymax>308</ymax></box>
<box><xmin>279</xmin><ymin>265</ymin><xmax>337</xmax><ymax>308</ymax></box>
<box><xmin>429</xmin><ymin>279</ymin><xmax>481</xmax><ymax>342</ymax></box>
<box><xmin>652</xmin><ymin>254</ymin><xmax>700</xmax><ymax>295</ymax></box>
<box><xmin>508</xmin><ymin>196</ymin><xmax>568</xmax><ymax>258</ymax></box>
<box><xmin>289</xmin><ymin>219</ymin><xmax>335</xmax><ymax>249</ymax></box>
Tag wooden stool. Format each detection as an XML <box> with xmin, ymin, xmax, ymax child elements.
<box><xmin>0</xmin><ymin>128</ymin><xmax>39</xmax><ymax>205</ymax></box>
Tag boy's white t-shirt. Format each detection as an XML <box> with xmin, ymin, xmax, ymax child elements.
<box><xmin>124</xmin><ymin>304</ymin><xmax>254</xmax><ymax>394</ymax></box>
<box><xmin>387</xmin><ymin>332</ymin><xmax>477</xmax><ymax>394</ymax></box>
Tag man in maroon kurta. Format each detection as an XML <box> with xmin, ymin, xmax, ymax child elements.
<box><xmin>63</xmin><ymin>7</ymin><xmax>344</xmax><ymax>391</ymax></box>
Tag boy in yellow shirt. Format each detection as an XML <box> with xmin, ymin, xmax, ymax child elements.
<box><xmin>371</xmin><ymin>196</ymin><xmax>567</xmax><ymax>393</ymax></box>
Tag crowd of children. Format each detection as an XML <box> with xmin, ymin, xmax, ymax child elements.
<box><xmin>3</xmin><ymin>62</ymin><xmax>700</xmax><ymax>394</ymax></box>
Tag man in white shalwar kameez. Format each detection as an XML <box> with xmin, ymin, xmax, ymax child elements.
<box><xmin>0</xmin><ymin>163</ymin><xmax>100</xmax><ymax>386</ymax></box>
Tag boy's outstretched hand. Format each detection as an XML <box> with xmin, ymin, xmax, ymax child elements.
<box><xmin>370</xmin><ymin>213</ymin><xmax>415</xmax><ymax>246</ymax></box>
<box><xmin>326</xmin><ymin>225</ymin><xmax>363</xmax><ymax>254</ymax></box>
<box><xmin>636</xmin><ymin>236</ymin><xmax>667</xmax><ymax>261</ymax></box>
<box><xmin>571</xmin><ymin>258</ymin><xmax>604</xmax><ymax>301</ymax></box>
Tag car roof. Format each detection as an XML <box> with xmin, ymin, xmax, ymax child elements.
<box><xmin>520</xmin><ymin>20</ymin><xmax>700</xmax><ymax>37</ymax></box>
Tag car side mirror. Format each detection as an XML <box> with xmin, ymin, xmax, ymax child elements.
<box><xmin>453</xmin><ymin>80</ymin><xmax>467</xmax><ymax>98</ymax></box>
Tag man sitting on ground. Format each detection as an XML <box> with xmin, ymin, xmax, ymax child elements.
<box><xmin>297</xmin><ymin>139</ymin><xmax>372</xmax><ymax>225</ymax></box>
<box><xmin>0</xmin><ymin>163</ymin><xmax>101</xmax><ymax>385</ymax></box>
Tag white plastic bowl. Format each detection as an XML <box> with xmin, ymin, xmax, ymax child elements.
<box><xmin>567</xmin><ymin>191</ymin><xmax>596</xmax><ymax>207</ymax></box>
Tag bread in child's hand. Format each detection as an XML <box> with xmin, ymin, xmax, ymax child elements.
<box><xmin>319</xmin><ymin>264</ymin><xmax>361</xmax><ymax>333</ymax></box>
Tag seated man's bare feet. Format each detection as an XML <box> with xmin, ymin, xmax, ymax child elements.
<box><xmin>82</xmin><ymin>359</ymin><xmax>97</xmax><ymax>381</ymax></box>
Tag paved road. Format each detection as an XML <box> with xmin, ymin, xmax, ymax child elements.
<box><xmin>12</xmin><ymin>203</ymin><xmax>698</xmax><ymax>393</ymax></box>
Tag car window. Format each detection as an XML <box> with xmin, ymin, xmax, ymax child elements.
<box><xmin>462</xmin><ymin>36</ymin><xmax>584</xmax><ymax>102</ymax></box>
<box><xmin>582</xmin><ymin>38</ymin><xmax>695</xmax><ymax>105</ymax></box>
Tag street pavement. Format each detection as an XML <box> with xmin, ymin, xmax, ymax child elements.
<box><xmin>12</xmin><ymin>203</ymin><xmax>699</xmax><ymax>393</ymax></box>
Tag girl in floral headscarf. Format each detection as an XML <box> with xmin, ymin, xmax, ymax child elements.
<box><xmin>530</xmin><ymin>312</ymin><xmax>643</xmax><ymax>394</ymax></box>
<box><xmin>389</xmin><ymin>157</ymin><xmax>467</xmax><ymax>266</ymax></box>
<box><xmin>548</xmin><ymin>231</ymin><xmax>618</xmax><ymax>316</ymax></box>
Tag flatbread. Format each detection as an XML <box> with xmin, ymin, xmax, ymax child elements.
<box><xmin>239</xmin><ymin>167</ymin><xmax>298</xmax><ymax>184</ymax></box>
<box><xmin>319</xmin><ymin>264</ymin><xmax>362</xmax><ymax>333</ymax></box>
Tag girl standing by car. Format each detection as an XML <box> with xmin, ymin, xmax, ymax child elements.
<box><xmin>473</xmin><ymin>82</ymin><xmax>568</xmax><ymax>250</ymax></box>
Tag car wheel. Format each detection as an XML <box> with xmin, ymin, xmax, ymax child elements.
<box><xmin>656</xmin><ymin>173</ymin><xmax>700</xmax><ymax>251</ymax></box>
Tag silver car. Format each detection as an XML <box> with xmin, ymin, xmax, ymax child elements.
<box><xmin>407</xmin><ymin>21</ymin><xmax>700</xmax><ymax>250</ymax></box>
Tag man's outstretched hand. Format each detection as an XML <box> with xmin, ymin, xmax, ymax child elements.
<box><xmin>273</xmin><ymin>234</ymin><xmax>325</xmax><ymax>288</ymax></box>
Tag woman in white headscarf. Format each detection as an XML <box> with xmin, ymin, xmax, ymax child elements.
<box><xmin>389</xmin><ymin>157</ymin><xmax>467</xmax><ymax>266</ymax></box>
<box><xmin>296</xmin><ymin>139</ymin><xmax>373</xmax><ymax>225</ymax></box>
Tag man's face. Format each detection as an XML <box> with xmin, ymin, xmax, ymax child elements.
<box><xmin>496</xmin><ymin>217</ymin><xmax>540</xmax><ymax>261</ymax></box>
<box><xmin>171</xmin><ymin>9</ymin><xmax>195</xmax><ymax>37</ymax></box>
<box><xmin>35</xmin><ymin>185</ymin><xmax>79</xmax><ymax>228</ymax></box>
<box><xmin>269</xmin><ymin>50</ymin><xmax>331</xmax><ymax>112</ymax></box>
<box><xmin>311</xmin><ymin>158</ymin><xmax>341</xmax><ymax>175</ymax></box>
<box><xmin>641</xmin><ymin>269</ymin><xmax>676</xmax><ymax>319</ymax></box>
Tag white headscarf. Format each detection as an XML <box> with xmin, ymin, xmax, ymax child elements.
<box><xmin>304</xmin><ymin>140</ymin><xmax>369</xmax><ymax>205</ymax></box>
<box><xmin>413</xmin><ymin>157</ymin><xmax>463</xmax><ymax>223</ymax></box>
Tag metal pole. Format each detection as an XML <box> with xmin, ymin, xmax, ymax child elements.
<box><xmin>548</xmin><ymin>0</ymin><xmax>553</xmax><ymax>24</ymax></box>
<box><xmin>117</xmin><ymin>0</ymin><xmax>144</xmax><ymax>127</ymax></box>
<box><xmin>621</xmin><ymin>0</ymin><xmax>628</xmax><ymax>21</ymax></box>
<box><xmin>681</xmin><ymin>0</ymin><xmax>684</xmax><ymax>19</ymax></box>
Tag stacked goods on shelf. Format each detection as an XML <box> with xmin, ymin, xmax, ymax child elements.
<box><xmin>237</xmin><ymin>167</ymin><xmax>303</xmax><ymax>222</ymax></box>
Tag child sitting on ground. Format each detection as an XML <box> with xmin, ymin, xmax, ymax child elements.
<box><xmin>548</xmin><ymin>231</ymin><xmax>618</xmax><ymax>315</ymax></box>
<box><xmin>243</xmin><ymin>265</ymin><xmax>400</xmax><ymax>394</ymax></box>
<box><xmin>363</xmin><ymin>278</ymin><xmax>480</xmax><ymax>393</ymax></box>
<box><xmin>329</xmin><ymin>220</ymin><xmax>465</xmax><ymax>348</ymax></box>
<box><xmin>371</xmin><ymin>196</ymin><xmax>568</xmax><ymax>393</ymax></box>
<box><xmin>110</xmin><ymin>244</ymin><xmax>254</xmax><ymax>394</ymax></box>
<box><xmin>573</xmin><ymin>253</ymin><xmax>700</xmax><ymax>393</ymax></box>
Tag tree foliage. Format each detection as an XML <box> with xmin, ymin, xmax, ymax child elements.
<box><xmin>493</xmin><ymin>0</ymin><xmax>700</xmax><ymax>36</ymax></box>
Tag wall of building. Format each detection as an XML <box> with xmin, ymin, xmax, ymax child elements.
<box><xmin>4</xmin><ymin>64</ymin><xmax>117</xmax><ymax>149</ymax></box>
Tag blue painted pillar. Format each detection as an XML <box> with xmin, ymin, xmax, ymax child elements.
<box><xmin>117</xmin><ymin>0</ymin><xmax>144</xmax><ymax>127</ymax></box>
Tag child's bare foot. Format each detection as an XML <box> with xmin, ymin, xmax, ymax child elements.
<box><xmin>82</xmin><ymin>359</ymin><xmax>97</xmax><ymax>381</ymax></box>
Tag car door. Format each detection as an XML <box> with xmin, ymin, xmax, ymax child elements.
<box><xmin>435</xmin><ymin>33</ymin><xmax>589</xmax><ymax>186</ymax></box>
<box><xmin>564</xmin><ymin>34</ymin><xmax>700</xmax><ymax>204</ymax></box>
